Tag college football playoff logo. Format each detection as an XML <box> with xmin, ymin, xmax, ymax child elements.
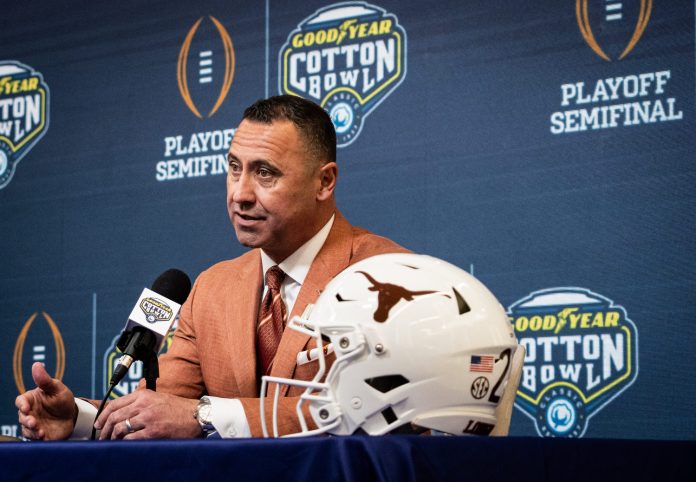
<box><xmin>12</xmin><ymin>312</ymin><xmax>65</xmax><ymax>393</ymax></box>
<box><xmin>177</xmin><ymin>16</ymin><xmax>235</xmax><ymax>118</ymax></box>
<box><xmin>576</xmin><ymin>0</ymin><xmax>652</xmax><ymax>61</ymax></box>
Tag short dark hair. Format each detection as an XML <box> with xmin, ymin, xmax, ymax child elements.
<box><xmin>242</xmin><ymin>95</ymin><xmax>336</xmax><ymax>164</ymax></box>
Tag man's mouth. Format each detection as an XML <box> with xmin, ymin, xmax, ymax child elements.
<box><xmin>234</xmin><ymin>212</ymin><xmax>266</xmax><ymax>225</ymax></box>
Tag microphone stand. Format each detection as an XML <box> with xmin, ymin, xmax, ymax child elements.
<box><xmin>143</xmin><ymin>350</ymin><xmax>159</xmax><ymax>391</ymax></box>
<box><xmin>115</xmin><ymin>327</ymin><xmax>159</xmax><ymax>390</ymax></box>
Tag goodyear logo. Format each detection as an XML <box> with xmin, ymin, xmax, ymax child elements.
<box><xmin>140</xmin><ymin>297</ymin><xmax>173</xmax><ymax>323</ymax></box>
<box><xmin>509</xmin><ymin>288</ymin><xmax>638</xmax><ymax>437</ymax></box>
<box><xmin>177</xmin><ymin>16</ymin><xmax>235</xmax><ymax>119</ymax></box>
<box><xmin>104</xmin><ymin>319</ymin><xmax>178</xmax><ymax>399</ymax></box>
<box><xmin>0</xmin><ymin>61</ymin><xmax>50</xmax><ymax>190</ymax></box>
<box><xmin>280</xmin><ymin>2</ymin><xmax>407</xmax><ymax>147</ymax></box>
<box><xmin>13</xmin><ymin>312</ymin><xmax>65</xmax><ymax>394</ymax></box>
<box><xmin>576</xmin><ymin>0</ymin><xmax>652</xmax><ymax>61</ymax></box>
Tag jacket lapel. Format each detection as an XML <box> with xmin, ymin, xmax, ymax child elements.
<box><xmin>225</xmin><ymin>252</ymin><xmax>263</xmax><ymax>397</ymax></box>
<box><xmin>270</xmin><ymin>211</ymin><xmax>353</xmax><ymax>386</ymax></box>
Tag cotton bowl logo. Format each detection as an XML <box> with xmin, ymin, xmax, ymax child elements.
<box><xmin>280</xmin><ymin>2</ymin><xmax>407</xmax><ymax>147</ymax></box>
<box><xmin>576</xmin><ymin>0</ymin><xmax>652</xmax><ymax>61</ymax></box>
<box><xmin>509</xmin><ymin>288</ymin><xmax>638</xmax><ymax>437</ymax></box>
<box><xmin>140</xmin><ymin>297</ymin><xmax>173</xmax><ymax>323</ymax></box>
<box><xmin>177</xmin><ymin>16</ymin><xmax>235</xmax><ymax>119</ymax></box>
<box><xmin>0</xmin><ymin>61</ymin><xmax>50</xmax><ymax>190</ymax></box>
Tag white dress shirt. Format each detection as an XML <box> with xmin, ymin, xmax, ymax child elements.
<box><xmin>72</xmin><ymin>215</ymin><xmax>335</xmax><ymax>439</ymax></box>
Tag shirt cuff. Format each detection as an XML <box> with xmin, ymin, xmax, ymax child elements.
<box><xmin>207</xmin><ymin>397</ymin><xmax>251</xmax><ymax>438</ymax></box>
<box><xmin>71</xmin><ymin>398</ymin><xmax>98</xmax><ymax>440</ymax></box>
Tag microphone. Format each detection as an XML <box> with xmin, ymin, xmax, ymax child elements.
<box><xmin>110</xmin><ymin>269</ymin><xmax>191</xmax><ymax>387</ymax></box>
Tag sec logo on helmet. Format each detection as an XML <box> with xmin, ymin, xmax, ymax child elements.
<box><xmin>509</xmin><ymin>288</ymin><xmax>639</xmax><ymax>437</ymax></box>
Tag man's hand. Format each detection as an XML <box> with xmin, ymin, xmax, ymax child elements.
<box><xmin>94</xmin><ymin>390</ymin><xmax>201</xmax><ymax>440</ymax></box>
<box><xmin>15</xmin><ymin>362</ymin><xmax>77</xmax><ymax>440</ymax></box>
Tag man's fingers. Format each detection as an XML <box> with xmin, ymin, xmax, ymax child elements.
<box><xmin>100</xmin><ymin>415</ymin><xmax>128</xmax><ymax>440</ymax></box>
<box><xmin>98</xmin><ymin>405</ymin><xmax>139</xmax><ymax>440</ymax></box>
<box><xmin>110</xmin><ymin>417</ymin><xmax>142</xmax><ymax>440</ymax></box>
<box><xmin>21</xmin><ymin>424</ymin><xmax>42</xmax><ymax>440</ymax></box>
<box><xmin>123</xmin><ymin>429</ymin><xmax>148</xmax><ymax>440</ymax></box>
<box><xmin>15</xmin><ymin>394</ymin><xmax>31</xmax><ymax>413</ymax></box>
<box><xmin>94</xmin><ymin>393</ymin><xmax>134</xmax><ymax>429</ymax></box>
<box><xmin>98</xmin><ymin>414</ymin><xmax>117</xmax><ymax>440</ymax></box>
<box><xmin>31</xmin><ymin>362</ymin><xmax>56</xmax><ymax>393</ymax></box>
<box><xmin>16</xmin><ymin>395</ymin><xmax>42</xmax><ymax>440</ymax></box>
<box><xmin>110</xmin><ymin>420</ymin><xmax>128</xmax><ymax>440</ymax></box>
<box><xmin>18</xmin><ymin>412</ymin><xmax>36</xmax><ymax>430</ymax></box>
<box><xmin>96</xmin><ymin>391</ymin><xmax>199</xmax><ymax>440</ymax></box>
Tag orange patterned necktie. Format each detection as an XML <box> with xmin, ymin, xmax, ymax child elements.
<box><xmin>257</xmin><ymin>266</ymin><xmax>287</xmax><ymax>376</ymax></box>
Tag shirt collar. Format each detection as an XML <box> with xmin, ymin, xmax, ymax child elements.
<box><xmin>260</xmin><ymin>214</ymin><xmax>335</xmax><ymax>287</ymax></box>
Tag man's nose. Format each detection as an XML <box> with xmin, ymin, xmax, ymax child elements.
<box><xmin>231</xmin><ymin>172</ymin><xmax>255</xmax><ymax>204</ymax></box>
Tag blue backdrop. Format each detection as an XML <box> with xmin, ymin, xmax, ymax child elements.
<box><xmin>1</xmin><ymin>0</ymin><xmax>694</xmax><ymax>440</ymax></box>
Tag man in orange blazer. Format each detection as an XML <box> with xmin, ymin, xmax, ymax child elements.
<box><xmin>16</xmin><ymin>95</ymin><xmax>407</xmax><ymax>440</ymax></box>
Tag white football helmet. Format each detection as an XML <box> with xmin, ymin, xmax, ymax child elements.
<box><xmin>260</xmin><ymin>253</ymin><xmax>518</xmax><ymax>437</ymax></box>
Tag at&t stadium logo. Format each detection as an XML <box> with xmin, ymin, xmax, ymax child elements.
<box><xmin>509</xmin><ymin>288</ymin><xmax>638</xmax><ymax>437</ymax></box>
<box><xmin>576</xmin><ymin>0</ymin><xmax>652</xmax><ymax>61</ymax></box>
<box><xmin>280</xmin><ymin>2</ymin><xmax>407</xmax><ymax>147</ymax></box>
<box><xmin>0</xmin><ymin>61</ymin><xmax>50</xmax><ymax>190</ymax></box>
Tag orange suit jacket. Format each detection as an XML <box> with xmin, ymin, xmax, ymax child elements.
<box><xmin>154</xmin><ymin>211</ymin><xmax>408</xmax><ymax>436</ymax></box>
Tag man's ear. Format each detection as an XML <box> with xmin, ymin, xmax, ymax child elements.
<box><xmin>317</xmin><ymin>162</ymin><xmax>337</xmax><ymax>201</ymax></box>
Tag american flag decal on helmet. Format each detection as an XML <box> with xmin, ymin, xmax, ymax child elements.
<box><xmin>470</xmin><ymin>355</ymin><xmax>495</xmax><ymax>373</ymax></box>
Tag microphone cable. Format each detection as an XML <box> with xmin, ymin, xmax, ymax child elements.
<box><xmin>90</xmin><ymin>380</ymin><xmax>117</xmax><ymax>441</ymax></box>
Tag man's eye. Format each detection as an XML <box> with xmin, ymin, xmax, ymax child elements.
<box><xmin>258</xmin><ymin>168</ymin><xmax>273</xmax><ymax>178</ymax></box>
<box><xmin>229</xmin><ymin>162</ymin><xmax>241</xmax><ymax>173</ymax></box>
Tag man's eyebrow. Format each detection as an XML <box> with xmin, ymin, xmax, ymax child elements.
<box><xmin>226</xmin><ymin>154</ymin><xmax>281</xmax><ymax>172</ymax></box>
<box><xmin>250</xmin><ymin>159</ymin><xmax>281</xmax><ymax>173</ymax></box>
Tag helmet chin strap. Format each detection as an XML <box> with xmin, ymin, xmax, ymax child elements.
<box><xmin>412</xmin><ymin>407</ymin><xmax>498</xmax><ymax>436</ymax></box>
<box><xmin>387</xmin><ymin>423</ymin><xmax>429</xmax><ymax>435</ymax></box>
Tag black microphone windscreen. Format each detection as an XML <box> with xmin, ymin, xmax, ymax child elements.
<box><xmin>151</xmin><ymin>269</ymin><xmax>192</xmax><ymax>305</ymax></box>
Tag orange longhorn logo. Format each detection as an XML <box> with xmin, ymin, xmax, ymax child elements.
<box><xmin>357</xmin><ymin>271</ymin><xmax>441</xmax><ymax>322</ymax></box>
